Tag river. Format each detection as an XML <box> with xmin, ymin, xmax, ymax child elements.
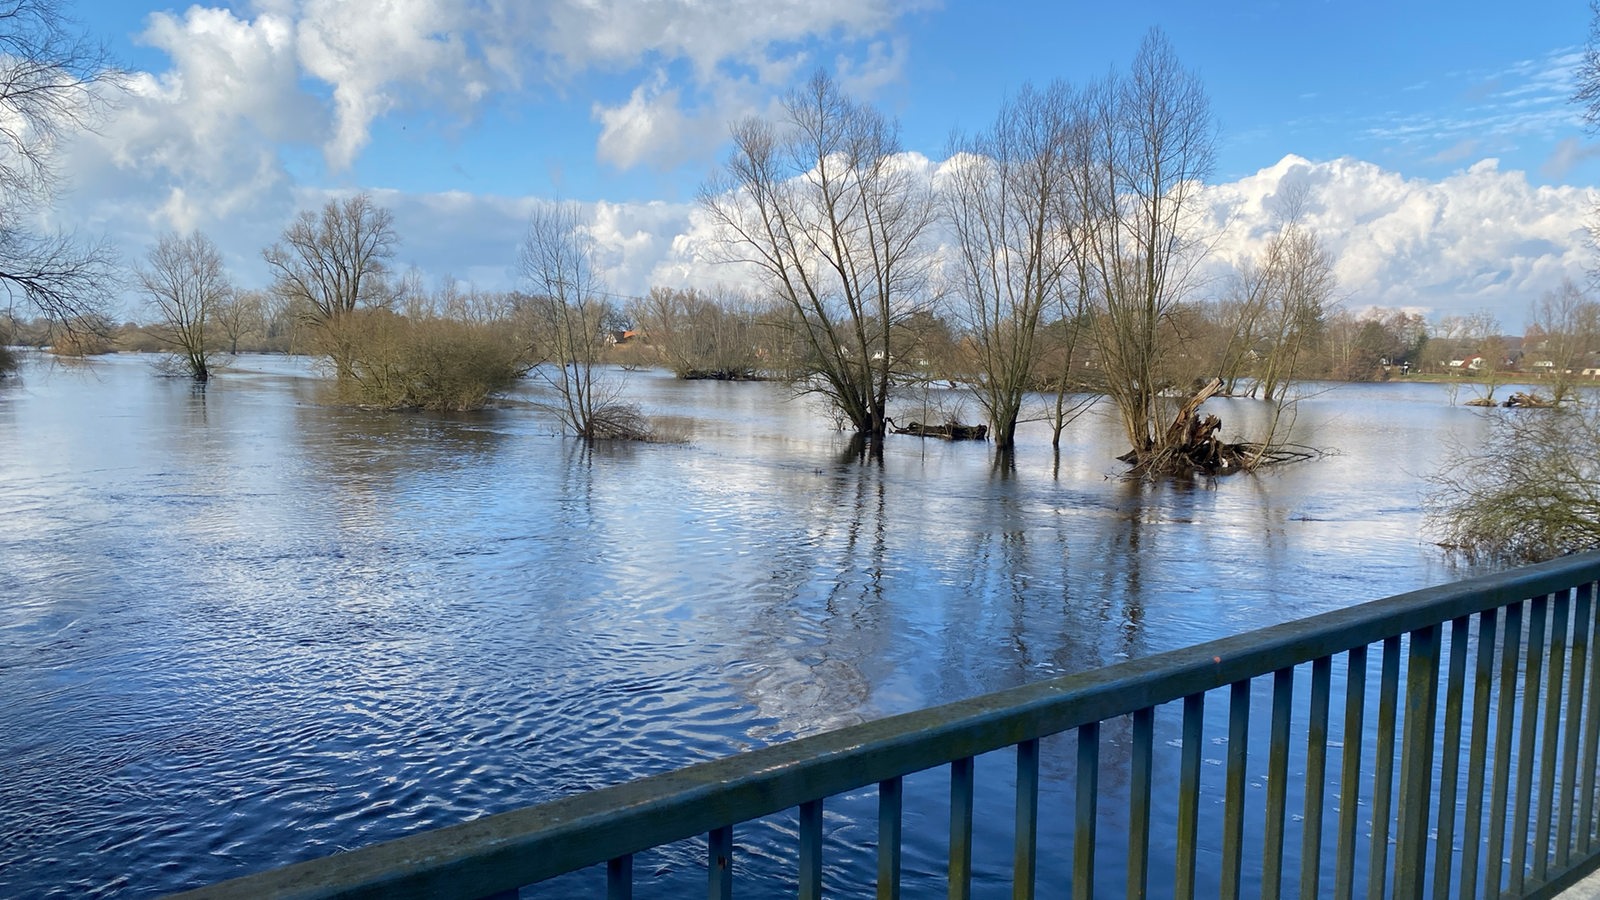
<box><xmin>0</xmin><ymin>351</ymin><xmax>1494</xmax><ymax>897</ymax></box>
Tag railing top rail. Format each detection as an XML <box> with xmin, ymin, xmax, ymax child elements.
<box><xmin>168</xmin><ymin>550</ymin><xmax>1600</xmax><ymax>900</ymax></box>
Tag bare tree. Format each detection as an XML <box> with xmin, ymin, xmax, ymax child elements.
<box><xmin>942</xmin><ymin>81</ymin><xmax>1079</xmax><ymax>452</ymax></box>
<box><xmin>518</xmin><ymin>201</ymin><xmax>645</xmax><ymax>440</ymax></box>
<box><xmin>701</xmin><ymin>71</ymin><xmax>936</xmax><ymax>453</ymax></box>
<box><xmin>631</xmin><ymin>286</ymin><xmax>760</xmax><ymax>380</ymax></box>
<box><xmin>1436</xmin><ymin>310</ymin><xmax>1509</xmax><ymax>404</ymax></box>
<box><xmin>0</xmin><ymin>0</ymin><xmax>122</xmax><ymax>337</ymax></box>
<box><xmin>1068</xmin><ymin>29</ymin><xmax>1219</xmax><ymax>475</ymax></box>
<box><xmin>1526</xmin><ymin>279</ymin><xmax>1600</xmax><ymax>404</ymax></box>
<box><xmin>137</xmin><ymin>231</ymin><xmax>230</xmax><ymax>381</ymax></box>
<box><xmin>212</xmin><ymin>288</ymin><xmax>266</xmax><ymax>355</ymax></box>
<box><xmin>262</xmin><ymin>193</ymin><xmax>397</xmax><ymax>378</ymax></box>
<box><xmin>1248</xmin><ymin>191</ymin><xmax>1335</xmax><ymax>404</ymax></box>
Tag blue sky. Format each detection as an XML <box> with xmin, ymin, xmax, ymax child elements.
<box><xmin>56</xmin><ymin>0</ymin><xmax>1600</xmax><ymax>326</ymax></box>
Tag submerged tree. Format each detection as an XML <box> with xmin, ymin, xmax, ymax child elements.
<box><xmin>1243</xmin><ymin>193</ymin><xmax>1334</xmax><ymax>405</ymax></box>
<box><xmin>212</xmin><ymin>288</ymin><xmax>267</xmax><ymax>355</ymax></box>
<box><xmin>701</xmin><ymin>71</ymin><xmax>936</xmax><ymax>452</ymax></box>
<box><xmin>0</xmin><ymin>0</ymin><xmax>122</xmax><ymax>340</ymax></box>
<box><xmin>137</xmin><ymin>231</ymin><xmax>230</xmax><ymax>381</ymax></box>
<box><xmin>1068</xmin><ymin>29</ymin><xmax>1220</xmax><ymax>476</ymax></box>
<box><xmin>1429</xmin><ymin>405</ymin><xmax>1600</xmax><ymax>562</ymax></box>
<box><xmin>262</xmin><ymin>193</ymin><xmax>397</xmax><ymax>379</ymax></box>
<box><xmin>942</xmin><ymin>81</ymin><xmax>1080</xmax><ymax>452</ymax></box>
<box><xmin>518</xmin><ymin>201</ymin><xmax>647</xmax><ymax>440</ymax></box>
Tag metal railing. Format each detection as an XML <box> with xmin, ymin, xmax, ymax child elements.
<box><xmin>171</xmin><ymin>551</ymin><xmax>1600</xmax><ymax>899</ymax></box>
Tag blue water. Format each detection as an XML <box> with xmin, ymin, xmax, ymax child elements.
<box><xmin>0</xmin><ymin>352</ymin><xmax>1490</xmax><ymax>896</ymax></box>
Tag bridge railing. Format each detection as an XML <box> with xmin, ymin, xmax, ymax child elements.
<box><xmin>171</xmin><ymin>550</ymin><xmax>1600</xmax><ymax>899</ymax></box>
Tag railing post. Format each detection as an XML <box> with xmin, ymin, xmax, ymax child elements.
<box><xmin>1460</xmin><ymin>607</ymin><xmax>1501</xmax><ymax>899</ymax></box>
<box><xmin>1487</xmin><ymin>601</ymin><xmax>1526</xmax><ymax>896</ymax></box>
<box><xmin>1510</xmin><ymin>594</ymin><xmax>1550</xmax><ymax>895</ymax></box>
<box><xmin>607</xmin><ymin>854</ymin><xmax>633</xmax><ymax>900</ymax></box>
<box><xmin>1074</xmin><ymin>723</ymin><xmax>1100</xmax><ymax>896</ymax></box>
<box><xmin>1264</xmin><ymin>668</ymin><xmax>1294</xmax><ymax>900</ymax></box>
<box><xmin>709</xmin><ymin>826</ymin><xmax>733</xmax><ymax>900</ymax></box>
<box><xmin>1014</xmin><ymin>739</ymin><xmax>1039</xmax><ymax>900</ymax></box>
<box><xmin>1222</xmin><ymin>680</ymin><xmax>1251</xmax><ymax>900</ymax></box>
<box><xmin>1557</xmin><ymin>584</ymin><xmax>1593</xmax><ymax>867</ymax></box>
<box><xmin>1394</xmin><ymin>624</ymin><xmax>1440</xmax><ymax>897</ymax></box>
<box><xmin>950</xmin><ymin>756</ymin><xmax>974</xmax><ymax>900</ymax></box>
<box><xmin>1128</xmin><ymin>708</ymin><xmax>1154</xmax><ymax>899</ymax></box>
<box><xmin>1582</xmin><ymin>584</ymin><xmax>1600</xmax><ymax>857</ymax></box>
<box><xmin>1175</xmin><ymin>692</ymin><xmax>1204</xmax><ymax>900</ymax></box>
<box><xmin>1368</xmin><ymin>636</ymin><xmax>1402</xmax><ymax>900</ymax></box>
<box><xmin>1534</xmin><ymin>589</ymin><xmax>1572</xmax><ymax>883</ymax></box>
<box><xmin>1432</xmin><ymin>616</ymin><xmax>1470</xmax><ymax>899</ymax></box>
<box><xmin>878</xmin><ymin>777</ymin><xmax>903</xmax><ymax>900</ymax></box>
<box><xmin>1301</xmin><ymin>656</ymin><xmax>1332</xmax><ymax>899</ymax></box>
<box><xmin>1335</xmin><ymin>644</ymin><xmax>1368</xmax><ymax>900</ymax></box>
<box><xmin>800</xmin><ymin>799</ymin><xmax>823</xmax><ymax>900</ymax></box>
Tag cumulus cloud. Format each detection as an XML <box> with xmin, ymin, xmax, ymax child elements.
<box><xmin>281</xmin><ymin>0</ymin><xmax>921</xmax><ymax>172</ymax></box>
<box><xmin>658</xmin><ymin>152</ymin><xmax>1593</xmax><ymax>328</ymax></box>
<box><xmin>1202</xmin><ymin>154</ymin><xmax>1593</xmax><ymax>326</ymax></box>
<box><xmin>58</xmin><ymin>0</ymin><xmax>927</xmax><ymax>254</ymax></box>
<box><xmin>592</xmin><ymin>74</ymin><xmax>731</xmax><ymax>171</ymax></box>
<box><xmin>53</xmin><ymin>6</ymin><xmax>314</xmax><ymax>259</ymax></box>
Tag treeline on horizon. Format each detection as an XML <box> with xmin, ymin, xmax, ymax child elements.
<box><xmin>7</xmin><ymin>283</ymin><xmax>1596</xmax><ymax>394</ymax></box>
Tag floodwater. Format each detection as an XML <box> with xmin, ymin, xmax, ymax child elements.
<box><xmin>0</xmin><ymin>352</ymin><xmax>1497</xmax><ymax>897</ymax></box>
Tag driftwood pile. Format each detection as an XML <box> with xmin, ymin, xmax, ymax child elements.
<box><xmin>1121</xmin><ymin>377</ymin><xmax>1315</xmax><ymax>477</ymax></box>
<box><xmin>894</xmin><ymin>421</ymin><xmax>989</xmax><ymax>441</ymax></box>
<box><xmin>1466</xmin><ymin>391</ymin><xmax>1553</xmax><ymax>409</ymax></box>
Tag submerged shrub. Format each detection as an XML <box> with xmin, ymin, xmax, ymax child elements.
<box><xmin>334</xmin><ymin>310</ymin><xmax>531</xmax><ymax>411</ymax></box>
<box><xmin>1427</xmin><ymin>405</ymin><xmax>1600</xmax><ymax>562</ymax></box>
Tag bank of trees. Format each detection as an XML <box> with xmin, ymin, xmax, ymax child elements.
<box><xmin>695</xmin><ymin>30</ymin><xmax>1330</xmax><ymax>474</ymax></box>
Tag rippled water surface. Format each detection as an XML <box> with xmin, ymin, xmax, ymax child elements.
<box><xmin>0</xmin><ymin>353</ymin><xmax>1494</xmax><ymax>897</ymax></box>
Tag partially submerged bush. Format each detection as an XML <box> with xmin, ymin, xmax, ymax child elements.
<box><xmin>1428</xmin><ymin>405</ymin><xmax>1600</xmax><ymax>562</ymax></box>
<box><xmin>0</xmin><ymin>344</ymin><xmax>16</xmax><ymax>376</ymax></box>
<box><xmin>333</xmin><ymin>310</ymin><xmax>532</xmax><ymax>411</ymax></box>
<box><xmin>585</xmin><ymin>401</ymin><xmax>653</xmax><ymax>440</ymax></box>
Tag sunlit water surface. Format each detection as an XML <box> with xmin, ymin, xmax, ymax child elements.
<box><xmin>0</xmin><ymin>353</ymin><xmax>1498</xmax><ymax>897</ymax></box>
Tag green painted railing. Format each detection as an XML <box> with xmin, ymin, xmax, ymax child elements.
<box><xmin>170</xmin><ymin>551</ymin><xmax>1600</xmax><ymax>899</ymax></box>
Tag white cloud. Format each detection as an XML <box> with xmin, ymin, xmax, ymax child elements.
<box><xmin>293</xmin><ymin>0</ymin><xmax>496</xmax><ymax>170</ymax></box>
<box><xmin>592</xmin><ymin>75</ymin><xmax>723</xmax><ymax>171</ymax></box>
<box><xmin>51</xmin><ymin>6</ymin><xmax>312</xmax><ymax>259</ymax></box>
<box><xmin>538</xmin><ymin>0</ymin><xmax>914</xmax><ymax>81</ymax></box>
<box><xmin>312</xmin><ymin>154</ymin><xmax>1600</xmax><ymax>328</ymax></box>
<box><xmin>60</xmin><ymin>0</ymin><xmax>927</xmax><ymax>240</ymax></box>
<box><xmin>1203</xmin><ymin>155</ymin><xmax>1594</xmax><ymax>327</ymax></box>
